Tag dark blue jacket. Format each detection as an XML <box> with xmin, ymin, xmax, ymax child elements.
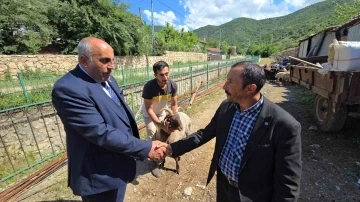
<box><xmin>52</xmin><ymin>66</ymin><xmax>151</xmax><ymax>196</ymax></box>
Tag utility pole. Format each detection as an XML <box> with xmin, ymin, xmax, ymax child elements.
<box><xmin>151</xmin><ymin>0</ymin><xmax>156</xmax><ymax>56</ymax></box>
<box><xmin>218</xmin><ymin>30</ymin><xmax>222</xmax><ymax>55</ymax></box>
<box><xmin>139</xmin><ymin>7</ymin><xmax>144</xmax><ymax>24</ymax></box>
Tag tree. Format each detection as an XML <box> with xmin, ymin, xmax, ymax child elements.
<box><xmin>221</xmin><ymin>41</ymin><xmax>229</xmax><ymax>55</ymax></box>
<box><xmin>246</xmin><ymin>43</ymin><xmax>279</xmax><ymax>57</ymax></box>
<box><xmin>206</xmin><ymin>38</ymin><xmax>219</xmax><ymax>49</ymax></box>
<box><xmin>155</xmin><ymin>23</ymin><xmax>200</xmax><ymax>55</ymax></box>
<box><xmin>0</xmin><ymin>0</ymin><xmax>56</xmax><ymax>54</ymax></box>
<box><xmin>332</xmin><ymin>0</ymin><xmax>360</xmax><ymax>24</ymax></box>
<box><xmin>49</xmin><ymin>0</ymin><xmax>150</xmax><ymax>55</ymax></box>
<box><xmin>227</xmin><ymin>46</ymin><xmax>236</xmax><ymax>55</ymax></box>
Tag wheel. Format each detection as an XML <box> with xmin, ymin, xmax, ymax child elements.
<box><xmin>313</xmin><ymin>95</ymin><xmax>348</xmax><ymax>132</ymax></box>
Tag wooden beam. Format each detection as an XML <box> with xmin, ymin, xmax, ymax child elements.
<box><xmin>289</xmin><ymin>56</ymin><xmax>322</xmax><ymax>69</ymax></box>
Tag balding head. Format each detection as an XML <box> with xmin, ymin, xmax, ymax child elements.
<box><xmin>77</xmin><ymin>37</ymin><xmax>115</xmax><ymax>82</ymax></box>
<box><xmin>77</xmin><ymin>37</ymin><xmax>112</xmax><ymax>62</ymax></box>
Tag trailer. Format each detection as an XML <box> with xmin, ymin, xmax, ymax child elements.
<box><xmin>290</xmin><ymin>56</ymin><xmax>360</xmax><ymax>132</ymax></box>
<box><xmin>290</xmin><ymin>16</ymin><xmax>360</xmax><ymax>132</ymax></box>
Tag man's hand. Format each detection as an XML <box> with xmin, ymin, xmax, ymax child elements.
<box><xmin>148</xmin><ymin>140</ymin><xmax>167</xmax><ymax>162</ymax></box>
<box><xmin>155</xmin><ymin>142</ymin><xmax>173</xmax><ymax>157</ymax></box>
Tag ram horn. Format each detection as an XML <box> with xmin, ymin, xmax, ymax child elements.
<box><xmin>176</xmin><ymin>106</ymin><xmax>185</xmax><ymax>112</ymax></box>
<box><xmin>160</xmin><ymin>108</ymin><xmax>173</xmax><ymax>115</ymax></box>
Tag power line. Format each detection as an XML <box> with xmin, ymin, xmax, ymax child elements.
<box><xmin>132</xmin><ymin>0</ymin><xmax>146</xmax><ymax>6</ymax></box>
<box><xmin>154</xmin><ymin>0</ymin><xmax>198</xmax><ymax>25</ymax></box>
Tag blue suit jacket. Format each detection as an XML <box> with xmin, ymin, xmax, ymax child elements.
<box><xmin>52</xmin><ymin>65</ymin><xmax>152</xmax><ymax>196</ymax></box>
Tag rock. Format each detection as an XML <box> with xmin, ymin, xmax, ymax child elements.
<box><xmin>356</xmin><ymin>161</ymin><xmax>360</xmax><ymax>166</ymax></box>
<box><xmin>336</xmin><ymin>186</ymin><xmax>340</xmax><ymax>191</ymax></box>
<box><xmin>184</xmin><ymin>187</ymin><xmax>193</xmax><ymax>196</ymax></box>
<box><xmin>196</xmin><ymin>184</ymin><xmax>206</xmax><ymax>189</ymax></box>
<box><xmin>308</xmin><ymin>125</ymin><xmax>317</xmax><ymax>131</ymax></box>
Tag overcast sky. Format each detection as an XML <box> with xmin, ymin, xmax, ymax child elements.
<box><xmin>123</xmin><ymin>0</ymin><xmax>325</xmax><ymax>31</ymax></box>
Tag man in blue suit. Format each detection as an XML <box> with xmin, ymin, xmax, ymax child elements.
<box><xmin>52</xmin><ymin>37</ymin><xmax>167</xmax><ymax>202</ymax></box>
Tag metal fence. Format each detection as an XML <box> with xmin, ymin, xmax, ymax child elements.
<box><xmin>0</xmin><ymin>59</ymin><xmax>242</xmax><ymax>110</ymax></box>
<box><xmin>0</xmin><ymin>57</ymin><xmax>255</xmax><ymax>188</ymax></box>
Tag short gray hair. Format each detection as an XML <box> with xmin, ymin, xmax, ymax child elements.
<box><xmin>77</xmin><ymin>39</ymin><xmax>92</xmax><ymax>61</ymax></box>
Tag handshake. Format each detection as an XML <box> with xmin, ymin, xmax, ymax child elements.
<box><xmin>147</xmin><ymin>140</ymin><xmax>173</xmax><ymax>162</ymax></box>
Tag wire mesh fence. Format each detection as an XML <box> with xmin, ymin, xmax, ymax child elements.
<box><xmin>0</xmin><ymin>57</ymin><xmax>256</xmax><ymax>188</ymax></box>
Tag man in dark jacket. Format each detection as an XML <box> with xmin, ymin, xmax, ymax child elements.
<box><xmin>52</xmin><ymin>37</ymin><xmax>166</xmax><ymax>202</ymax></box>
<box><xmin>159</xmin><ymin>61</ymin><xmax>302</xmax><ymax>202</ymax></box>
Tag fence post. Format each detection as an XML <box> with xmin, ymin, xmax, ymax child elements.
<box><xmin>177</xmin><ymin>62</ymin><xmax>180</xmax><ymax>73</ymax></box>
<box><xmin>190</xmin><ymin>65</ymin><xmax>193</xmax><ymax>93</ymax></box>
<box><xmin>217</xmin><ymin>62</ymin><xmax>220</xmax><ymax>78</ymax></box>
<box><xmin>146</xmin><ymin>64</ymin><xmax>150</xmax><ymax>80</ymax></box>
<box><xmin>206</xmin><ymin>63</ymin><xmax>209</xmax><ymax>89</ymax></box>
<box><xmin>130</xmin><ymin>93</ymin><xmax>135</xmax><ymax>112</ymax></box>
<box><xmin>17</xmin><ymin>72</ymin><xmax>31</xmax><ymax>104</ymax></box>
<box><xmin>121</xmin><ymin>65</ymin><xmax>126</xmax><ymax>85</ymax></box>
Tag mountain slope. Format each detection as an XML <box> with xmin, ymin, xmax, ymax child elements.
<box><xmin>193</xmin><ymin>0</ymin><xmax>349</xmax><ymax>53</ymax></box>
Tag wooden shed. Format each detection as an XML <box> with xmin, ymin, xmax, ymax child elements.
<box><xmin>297</xmin><ymin>15</ymin><xmax>360</xmax><ymax>58</ymax></box>
<box><xmin>298</xmin><ymin>26</ymin><xmax>338</xmax><ymax>58</ymax></box>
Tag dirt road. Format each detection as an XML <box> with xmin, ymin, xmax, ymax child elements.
<box><xmin>13</xmin><ymin>83</ymin><xmax>360</xmax><ymax>202</ymax></box>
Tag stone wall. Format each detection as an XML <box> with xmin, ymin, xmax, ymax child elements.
<box><xmin>275</xmin><ymin>47</ymin><xmax>299</xmax><ymax>63</ymax></box>
<box><xmin>0</xmin><ymin>51</ymin><xmax>207</xmax><ymax>79</ymax></box>
<box><xmin>0</xmin><ymin>65</ymin><xmax>231</xmax><ymax>167</ymax></box>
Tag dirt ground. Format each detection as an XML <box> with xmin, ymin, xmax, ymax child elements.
<box><xmin>11</xmin><ymin>82</ymin><xmax>360</xmax><ymax>202</ymax></box>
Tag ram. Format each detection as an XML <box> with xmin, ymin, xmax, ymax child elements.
<box><xmin>154</xmin><ymin>108</ymin><xmax>191</xmax><ymax>174</ymax></box>
<box><xmin>275</xmin><ymin>71</ymin><xmax>290</xmax><ymax>85</ymax></box>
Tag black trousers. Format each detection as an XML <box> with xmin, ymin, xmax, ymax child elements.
<box><xmin>81</xmin><ymin>185</ymin><xmax>127</xmax><ymax>202</ymax></box>
<box><xmin>217</xmin><ymin>167</ymin><xmax>241</xmax><ymax>202</ymax></box>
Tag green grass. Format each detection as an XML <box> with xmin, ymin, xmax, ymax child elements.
<box><xmin>289</xmin><ymin>85</ymin><xmax>316</xmax><ymax>106</ymax></box>
<box><xmin>0</xmin><ymin>59</ymin><xmax>244</xmax><ymax>111</ymax></box>
<box><xmin>139</xmin><ymin>130</ymin><xmax>147</xmax><ymax>140</ymax></box>
<box><xmin>185</xmin><ymin>89</ymin><xmax>224</xmax><ymax>116</ymax></box>
<box><xmin>285</xmin><ymin>85</ymin><xmax>316</xmax><ymax>122</ymax></box>
<box><xmin>0</xmin><ymin>151</ymin><xmax>66</xmax><ymax>189</ymax></box>
<box><xmin>258</xmin><ymin>57</ymin><xmax>275</xmax><ymax>66</ymax></box>
<box><xmin>0</xmin><ymin>88</ymin><xmax>52</xmax><ymax>110</ymax></box>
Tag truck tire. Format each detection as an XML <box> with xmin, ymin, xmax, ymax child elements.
<box><xmin>313</xmin><ymin>95</ymin><xmax>348</xmax><ymax>132</ymax></box>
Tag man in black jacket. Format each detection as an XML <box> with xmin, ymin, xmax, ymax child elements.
<box><xmin>159</xmin><ymin>61</ymin><xmax>302</xmax><ymax>202</ymax></box>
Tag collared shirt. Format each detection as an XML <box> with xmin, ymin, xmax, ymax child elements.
<box><xmin>218</xmin><ymin>95</ymin><xmax>264</xmax><ymax>182</ymax></box>
<box><xmin>78</xmin><ymin>64</ymin><xmax>111</xmax><ymax>97</ymax></box>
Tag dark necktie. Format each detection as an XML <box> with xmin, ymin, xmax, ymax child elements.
<box><xmin>101</xmin><ymin>82</ymin><xmax>138</xmax><ymax>137</ymax></box>
<box><xmin>101</xmin><ymin>82</ymin><xmax>121</xmax><ymax>106</ymax></box>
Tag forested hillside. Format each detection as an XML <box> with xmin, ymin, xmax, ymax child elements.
<box><xmin>194</xmin><ymin>0</ymin><xmax>358</xmax><ymax>55</ymax></box>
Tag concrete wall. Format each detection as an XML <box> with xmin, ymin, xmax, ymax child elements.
<box><xmin>0</xmin><ymin>51</ymin><xmax>207</xmax><ymax>79</ymax></box>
